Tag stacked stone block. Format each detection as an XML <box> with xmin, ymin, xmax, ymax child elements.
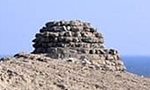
<box><xmin>32</xmin><ymin>20</ymin><xmax>126</xmax><ymax>71</ymax></box>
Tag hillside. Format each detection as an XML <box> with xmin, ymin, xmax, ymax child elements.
<box><xmin>0</xmin><ymin>54</ymin><xmax>150</xmax><ymax>90</ymax></box>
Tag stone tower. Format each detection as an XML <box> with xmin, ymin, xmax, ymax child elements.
<box><xmin>32</xmin><ymin>20</ymin><xmax>126</xmax><ymax>71</ymax></box>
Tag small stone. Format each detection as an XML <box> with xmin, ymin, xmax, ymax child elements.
<box><xmin>66</xmin><ymin>26</ymin><xmax>71</xmax><ymax>30</ymax></box>
<box><xmin>74</xmin><ymin>32</ymin><xmax>81</xmax><ymax>37</ymax></box>
<box><xmin>64</xmin><ymin>31</ymin><xmax>72</xmax><ymax>37</ymax></box>
<box><xmin>14</xmin><ymin>52</ymin><xmax>29</xmax><ymax>58</ymax></box>
<box><xmin>66</xmin><ymin>58</ymin><xmax>78</xmax><ymax>63</ymax></box>
<box><xmin>64</xmin><ymin>37</ymin><xmax>72</xmax><ymax>43</ymax></box>
<box><xmin>89</xmin><ymin>28</ymin><xmax>96</xmax><ymax>33</ymax></box>
<box><xmin>89</xmin><ymin>50</ymin><xmax>94</xmax><ymax>54</ymax></box>
<box><xmin>62</xmin><ymin>26</ymin><xmax>67</xmax><ymax>31</ymax></box>
<box><xmin>95</xmin><ymin>33</ymin><xmax>102</xmax><ymax>38</ymax></box>
<box><xmin>106</xmin><ymin>54</ymin><xmax>114</xmax><ymax>60</ymax></box>
<box><xmin>99</xmin><ymin>49</ymin><xmax>106</xmax><ymax>54</ymax></box>
<box><xmin>72</xmin><ymin>38</ymin><xmax>79</xmax><ymax>42</ymax></box>
<box><xmin>70</xmin><ymin>26</ymin><xmax>80</xmax><ymax>32</ymax></box>
<box><xmin>109</xmin><ymin>49</ymin><xmax>118</xmax><ymax>55</ymax></box>
<box><xmin>116</xmin><ymin>60</ymin><xmax>124</xmax><ymax>66</ymax></box>
<box><xmin>45</xmin><ymin>21</ymin><xmax>56</xmax><ymax>27</ymax></box>
<box><xmin>80</xmin><ymin>56</ymin><xmax>91</xmax><ymax>65</ymax></box>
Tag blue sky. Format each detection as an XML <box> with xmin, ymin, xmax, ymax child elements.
<box><xmin>0</xmin><ymin>0</ymin><xmax>150</xmax><ymax>56</ymax></box>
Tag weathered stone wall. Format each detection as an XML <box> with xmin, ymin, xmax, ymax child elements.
<box><xmin>32</xmin><ymin>20</ymin><xmax>126</xmax><ymax>71</ymax></box>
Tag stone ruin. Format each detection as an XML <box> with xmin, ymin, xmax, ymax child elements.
<box><xmin>32</xmin><ymin>20</ymin><xmax>126</xmax><ymax>71</ymax></box>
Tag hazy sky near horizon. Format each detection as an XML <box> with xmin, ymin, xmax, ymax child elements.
<box><xmin>0</xmin><ymin>0</ymin><xmax>150</xmax><ymax>56</ymax></box>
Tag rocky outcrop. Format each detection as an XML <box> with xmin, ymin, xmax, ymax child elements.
<box><xmin>32</xmin><ymin>20</ymin><xmax>126</xmax><ymax>71</ymax></box>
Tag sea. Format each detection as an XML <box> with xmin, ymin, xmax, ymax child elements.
<box><xmin>123</xmin><ymin>56</ymin><xmax>150</xmax><ymax>77</ymax></box>
<box><xmin>0</xmin><ymin>55</ymin><xmax>150</xmax><ymax>77</ymax></box>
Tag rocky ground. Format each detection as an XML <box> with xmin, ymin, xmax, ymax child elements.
<box><xmin>0</xmin><ymin>54</ymin><xmax>150</xmax><ymax>90</ymax></box>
